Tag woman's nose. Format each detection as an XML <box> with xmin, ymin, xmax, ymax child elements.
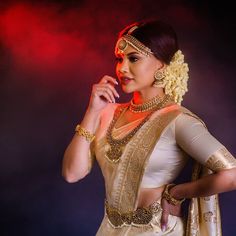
<box><xmin>118</xmin><ymin>60</ymin><xmax>128</xmax><ymax>74</ymax></box>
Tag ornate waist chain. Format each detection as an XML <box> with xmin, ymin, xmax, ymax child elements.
<box><xmin>105</xmin><ymin>199</ymin><xmax>161</xmax><ymax>228</ymax></box>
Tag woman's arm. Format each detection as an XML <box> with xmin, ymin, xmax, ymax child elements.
<box><xmin>62</xmin><ymin>109</ymin><xmax>100</xmax><ymax>183</ymax></box>
<box><xmin>161</xmin><ymin>113</ymin><xmax>236</xmax><ymax>231</ymax></box>
<box><xmin>62</xmin><ymin>75</ymin><xmax>119</xmax><ymax>183</ymax></box>
<box><xmin>170</xmin><ymin>167</ymin><xmax>236</xmax><ymax>199</ymax></box>
<box><xmin>172</xmin><ymin>113</ymin><xmax>236</xmax><ymax>198</ymax></box>
<box><xmin>161</xmin><ymin>166</ymin><xmax>236</xmax><ymax>231</ymax></box>
<box><xmin>160</xmin><ymin>167</ymin><xmax>236</xmax><ymax>231</ymax></box>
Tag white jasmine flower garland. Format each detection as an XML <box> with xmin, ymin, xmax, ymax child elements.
<box><xmin>163</xmin><ymin>50</ymin><xmax>189</xmax><ymax>104</ymax></box>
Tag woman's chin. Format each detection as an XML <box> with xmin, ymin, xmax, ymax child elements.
<box><xmin>121</xmin><ymin>85</ymin><xmax>134</xmax><ymax>94</ymax></box>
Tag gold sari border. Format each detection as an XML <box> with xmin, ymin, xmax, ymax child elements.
<box><xmin>205</xmin><ymin>147</ymin><xmax>236</xmax><ymax>172</ymax></box>
<box><xmin>110</xmin><ymin>105</ymin><xmax>181</xmax><ymax>212</ymax></box>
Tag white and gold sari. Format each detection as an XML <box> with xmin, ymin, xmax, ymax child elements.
<box><xmin>88</xmin><ymin>103</ymin><xmax>236</xmax><ymax>235</ymax></box>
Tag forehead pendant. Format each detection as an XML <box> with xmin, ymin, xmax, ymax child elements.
<box><xmin>115</xmin><ymin>27</ymin><xmax>154</xmax><ymax>57</ymax></box>
<box><xmin>117</xmin><ymin>38</ymin><xmax>128</xmax><ymax>53</ymax></box>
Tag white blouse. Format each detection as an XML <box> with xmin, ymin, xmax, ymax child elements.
<box><xmin>140</xmin><ymin>112</ymin><xmax>224</xmax><ymax>188</ymax></box>
<box><xmin>94</xmin><ymin>103</ymin><xmax>227</xmax><ymax>189</ymax></box>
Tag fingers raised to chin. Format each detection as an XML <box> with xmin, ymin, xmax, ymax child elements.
<box><xmin>101</xmin><ymin>75</ymin><xmax>118</xmax><ymax>85</ymax></box>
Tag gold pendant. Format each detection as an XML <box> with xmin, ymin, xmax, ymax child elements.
<box><xmin>105</xmin><ymin>145</ymin><xmax>123</xmax><ymax>163</ymax></box>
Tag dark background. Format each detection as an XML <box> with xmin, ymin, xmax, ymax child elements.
<box><xmin>1</xmin><ymin>0</ymin><xmax>236</xmax><ymax>235</ymax></box>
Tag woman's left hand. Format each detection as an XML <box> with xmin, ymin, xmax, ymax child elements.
<box><xmin>160</xmin><ymin>198</ymin><xmax>181</xmax><ymax>232</ymax></box>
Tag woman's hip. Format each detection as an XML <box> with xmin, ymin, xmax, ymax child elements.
<box><xmin>96</xmin><ymin>199</ymin><xmax>185</xmax><ymax>236</ymax></box>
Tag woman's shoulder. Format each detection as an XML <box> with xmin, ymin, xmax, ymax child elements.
<box><xmin>175</xmin><ymin>105</ymin><xmax>207</xmax><ymax>129</ymax></box>
<box><xmin>161</xmin><ymin>104</ymin><xmax>203</xmax><ymax>121</ymax></box>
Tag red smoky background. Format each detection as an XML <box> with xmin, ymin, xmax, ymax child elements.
<box><xmin>0</xmin><ymin>1</ymin><xmax>235</xmax><ymax>235</ymax></box>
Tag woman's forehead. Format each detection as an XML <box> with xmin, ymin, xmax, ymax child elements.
<box><xmin>115</xmin><ymin>43</ymin><xmax>140</xmax><ymax>56</ymax></box>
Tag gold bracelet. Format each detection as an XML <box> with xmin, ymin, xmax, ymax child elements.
<box><xmin>162</xmin><ymin>184</ymin><xmax>185</xmax><ymax>206</ymax></box>
<box><xmin>75</xmin><ymin>125</ymin><xmax>95</xmax><ymax>142</ymax></box>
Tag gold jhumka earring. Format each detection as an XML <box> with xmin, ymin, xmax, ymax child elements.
<box><xmin>153</xmin><ymin>70</ymin><xmax>165</xmax><ymax>88</ymax></box>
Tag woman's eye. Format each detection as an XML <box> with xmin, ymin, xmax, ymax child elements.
<box><xmin>129</xmin><ymin>56</ymin><xmax>138</xmax><ymax>63</ymax></box>
<box><xmin>115</xmin><ymin>57</ymin><xmax>123</xmax><ymax>63</ymax></box>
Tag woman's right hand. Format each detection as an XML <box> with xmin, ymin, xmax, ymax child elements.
<box><xmin>87</xmin><ymin>75</ymin><xmax>120</xmax><ymax>113</ymax></box>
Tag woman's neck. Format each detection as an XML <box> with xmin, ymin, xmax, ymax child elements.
<box><xmin>133</xmin><ymin>89</ymin><xmax>165</xmax><ymax>105</ymax></box>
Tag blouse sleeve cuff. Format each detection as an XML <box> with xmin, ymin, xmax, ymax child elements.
<box><xmin>204</xmin><ymin>147</ymin><xmax>236</xmax><ymax>172</ymax></box>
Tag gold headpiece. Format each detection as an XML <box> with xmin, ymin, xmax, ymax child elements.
<box><xmin>115</xmin><ymin>26</ymin><xmax>154</xmax><ymax>57</ymax></box>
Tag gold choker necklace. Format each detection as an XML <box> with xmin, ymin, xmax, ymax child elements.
<box><xmin>129</xmin><ymin>95</ymin><xmax>172</xmax><ymax>113</ymax></box>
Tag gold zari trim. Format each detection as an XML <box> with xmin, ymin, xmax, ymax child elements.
<box><xmin>186</xmin><ymin>164</ymin><xmax>222</xmax><ymax>236</ymax></box>
<box><xmin>109</xmin><ymin>106</ymin><xmax>181</xmax><ymax>213</ymax></box>
<box><xmin>205</xmin><ymin>147</ymin><xmax>236</xmax><ymax>172</ymax></box>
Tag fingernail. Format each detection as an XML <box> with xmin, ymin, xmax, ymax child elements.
<box><xmin>116</xmin><ymin>94</ymin><xmax>120</xmax><ymax>98</ymax></box>
<box><xmin>115</xmin><ymin>80</ymin><xmax>118</xmax><ymax>85</ymax></box>
<box><xmin>161</xmin><ymin>225</ymin><xmax>167</xmax><ymax>232</ymax></box>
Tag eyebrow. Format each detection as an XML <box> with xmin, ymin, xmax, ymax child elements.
<box><xmin>127</xmin><ymin>52</ymin><xmax>140</xmax><ymax>56</ymax></box>
<box><xmin>115</xmin><ymin>51</ymin><xmax>140</xmax><ymax>57</ymax></box>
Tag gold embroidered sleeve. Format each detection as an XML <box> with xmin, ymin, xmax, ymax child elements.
<box><xmin>205</xmin><ymin>147</ymin><xmax>236</xmax><ymax>172</ymax></box>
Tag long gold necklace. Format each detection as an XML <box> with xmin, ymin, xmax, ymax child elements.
<box><xmin>105</xmin><ymin>95</ymin><xmax>172</xmax><ymax>163</ymax></box>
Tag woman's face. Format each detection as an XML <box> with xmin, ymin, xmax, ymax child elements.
<box><xmin>115</xmin><ymin>44</ymin><xmax>163</xmax><ymax>94</ymax></box>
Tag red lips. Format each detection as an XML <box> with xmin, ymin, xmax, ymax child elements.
<box><xmin>120</xmin><ymin>76</ymin><xmax>133</xmax><ymax>85</ymax></box>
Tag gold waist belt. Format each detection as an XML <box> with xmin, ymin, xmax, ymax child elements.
<box><xmin>105</xmin><ymin>199</ymin><xmax>161</xmax><ymax>228</ymax></box>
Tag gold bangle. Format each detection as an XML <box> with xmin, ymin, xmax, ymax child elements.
<box><xmin>162</xmin><ymin>184</ymin><xmax>185</xmax><ymax>206</ymax></box>
<box><xmin>75</xmin><ymin>125</ymin><xmax>95</xmax><ymax>142</ymax></box>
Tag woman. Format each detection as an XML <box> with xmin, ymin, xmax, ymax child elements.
<box><xmin>62</xmin><ymin>20</ymin><xmax>236</xmax><ymax>235</ymax></box>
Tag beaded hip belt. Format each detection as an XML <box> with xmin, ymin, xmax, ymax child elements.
<box><xmin>105</xmin><ymin>199</ymin><xmax>161</xmax><ymax>228</ymax></box>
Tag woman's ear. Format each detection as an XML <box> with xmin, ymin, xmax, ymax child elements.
<box><xmin>155</xmin><ymin>59</ymin><xmax>165</xmax><ymax>71</ymax></box>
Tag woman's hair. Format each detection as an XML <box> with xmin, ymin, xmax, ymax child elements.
<box><xmin>118</xmin><ymin>20</ymin><xmax>179</xmax><ymax>65</ymax></box>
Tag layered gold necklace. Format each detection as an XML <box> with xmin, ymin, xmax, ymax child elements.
<box><xmin>105</xmin><ymin>95</ymin><xmax>172</xmax><ymax>163</ymax></box>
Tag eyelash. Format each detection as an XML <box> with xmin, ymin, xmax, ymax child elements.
<box><xmin>128</xmin><ymin>56</ymin><xmax>138</xmax><ymax>63</ymax></box>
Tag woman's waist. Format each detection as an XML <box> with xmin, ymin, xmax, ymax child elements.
<box><xmin>104</xmin><ymin>187</ymin><xmax>183</xmax><ymax>232</ymax></box>
<box><xmin>137</xmin><ymin>185</ymin><xmax>165</xmax><ymax>208</ymax></box>
<box><xmin>106</xmin><ymin>185</ymin><xmax>165</xmax><ymax>209</ymax></box>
